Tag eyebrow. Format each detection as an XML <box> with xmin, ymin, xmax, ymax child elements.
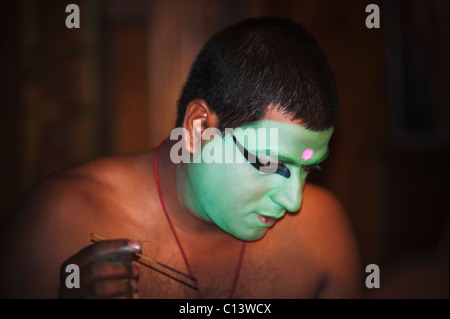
<box><xmin>233</xmin><ymin>135</ymin><xmax>330</xmax><ymax>167</ymax></box>
<box><xmin>232</xmin><ymin>135</ymin><xmax>260</xmax><ymax>166</ymax></box>
<box><xmin>233</xmin><ymin>135</ymin><xmax>290</xmax><ymax>177</ymax></box>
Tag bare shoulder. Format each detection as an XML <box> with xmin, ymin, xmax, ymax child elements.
<box><xmin>284</xmin><ymin>183</ymin><xmax>363</xmax><ymax>298</ymax></box>
<box><xmin>0</xmin><ymin>151</ymin><xmax>154</xmax><ymax>298</ymax></box>
<box><xmin>8</xmin><ymin>151</ymin><xmax>155</xmax><ymax>227</ymax></box>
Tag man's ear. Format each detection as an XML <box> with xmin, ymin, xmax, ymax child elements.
<box><xmin>182</xmin><ymin>99</ymin><xmax>219</xmax><ymax>153</ymax></box>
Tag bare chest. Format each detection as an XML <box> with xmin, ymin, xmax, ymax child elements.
<box><xmin>134</xmin><ymin>239</ymin><xmax>323</xmax><ymax>299</ymax></box>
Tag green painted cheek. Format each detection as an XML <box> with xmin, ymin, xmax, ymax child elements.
<box><xmin>179</xmin><ymin>135</ymin><xmax>270</xmax><ymax>240</ymax></box>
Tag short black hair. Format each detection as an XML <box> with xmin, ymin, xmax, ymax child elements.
<box><xmin>176</xmin><ymin>17</ymin><xmax>339</xmax><ymax>131</ymax></box>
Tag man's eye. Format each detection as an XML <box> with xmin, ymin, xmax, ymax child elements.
<box><xmin>257</xmin><ymin>156</ymin><xmax>273</xmax><ymax>167</ymax></box>
<box><xmin>232</xmin><ymin>135</ymin><xmax>291</xmax><ymax>178</ymax></box>
<box><xmin>302</xmin><ymin>164</ymin><xmax>322</xmax><ymax>172</ymax></box>
<box><xmin>258</xmin><ymin>159</ymin><xmax>291</xmax><ymax>178</ymax></box>
<box><xmin>274</xmin><ymin>163</ymin><xmax>291</xmax><ymax>178</ymax></box>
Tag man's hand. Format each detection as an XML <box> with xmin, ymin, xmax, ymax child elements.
<box><xmin>59</xmin><ymin>239</ymin><xmax>141</xmax><ymax>299</ymax></box>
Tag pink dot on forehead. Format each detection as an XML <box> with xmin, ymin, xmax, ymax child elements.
<box><xmin>302</xmin><ymin>149</ymin><xmax>314</xmax><ymax>161</ymax></box>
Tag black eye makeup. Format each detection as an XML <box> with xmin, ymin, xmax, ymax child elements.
<box><xmin>232</xmin><ymin>135</ymin><xmax>291</xmax><ymax>178</ymax></box>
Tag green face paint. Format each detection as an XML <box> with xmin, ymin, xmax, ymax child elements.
<box><xmin>177</xmin><ymin>120</ymin><xmax>334</xmax><ymax>241</ymax></box>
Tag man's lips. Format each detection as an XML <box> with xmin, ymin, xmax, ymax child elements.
<box><xmin>257</xmin><ymin>214</ymin><xmax>279</xmax><ymax>225</ymax></box>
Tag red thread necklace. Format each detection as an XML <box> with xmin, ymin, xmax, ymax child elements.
<box><xmin>154</xmin><ymin>139</ymin><xmax>246</xmax><ymax>299</ymax></box>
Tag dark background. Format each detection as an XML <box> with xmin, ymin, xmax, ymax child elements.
<box><xmin>0</xmin><ymin>0</ymin><xmax>448</xmax><ymax>298</ymax></box>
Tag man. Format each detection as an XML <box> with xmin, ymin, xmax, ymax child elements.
<box><xmin>0</xmin><ymin>17</ymin><xmax>361</xmax><ymax>298</ymax></box>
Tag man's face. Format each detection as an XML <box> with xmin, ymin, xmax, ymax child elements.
<box><xmin>179</xmin><ymin>114</ymin><xmax>334</xmax><ymax>241</ymax></box>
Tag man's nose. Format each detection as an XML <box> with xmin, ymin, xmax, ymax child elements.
<box><xmin>270</xmin><ymin>169</ymin><xmax>305</xmax><ymax>213</ymax></box>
